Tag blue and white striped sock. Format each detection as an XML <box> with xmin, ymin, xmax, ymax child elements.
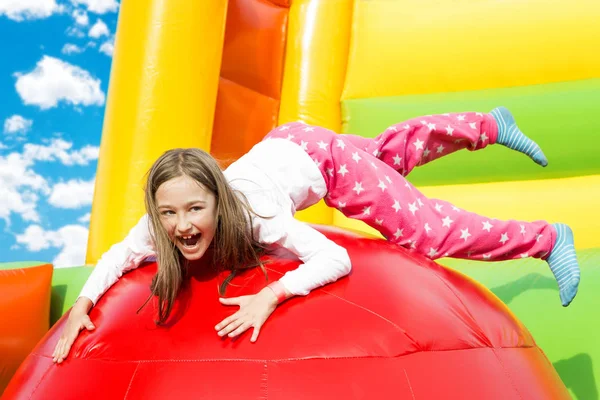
<box><xmin>547</xmin><ymin>223</ymin><xmax>580</xmax><ymax>307</ymax></box>
<box><xmin>491</xmin><ymin>106</ymin><xmax>548</xmax><ymax>167</ymax></box>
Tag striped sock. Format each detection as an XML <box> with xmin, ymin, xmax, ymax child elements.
<box><xmin>491</xmin><ymin>106</ymin><xmax>548</xmax><ymax>167</ymax></box>
<box><xmin>547</xmin><ymin>223</ymin><xmax>580</xmax><ymax>307</ymax></box>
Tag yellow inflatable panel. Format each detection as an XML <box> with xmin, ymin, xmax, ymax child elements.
<box><xmin>279</xmin><ymin>0</ymin><xmax>353</xmax><ymax>225</ymax></box>
<box><xmin>87</xmin><ymin>0</ymin><xmax>227</xmax><ymax>264</ymax></box>
<box><xmin>342</xmin><ymin>0</ymin><xmax>600</xmax><ymax>99</ymax></box>
<box><xmin>333</xmin><ymin>175</ymin><xmax>600</xmax><ymax>250</ymax></box>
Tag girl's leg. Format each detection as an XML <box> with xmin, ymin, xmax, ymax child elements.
<box><xmin>322</xmin><ymin>143</ymin><xmax>579</xmax><ymax>307</ymax></box>
<box><xmin>343</xmin><ymin>107</ymin><xmax>547</xmax><ymax>176</ymax></box>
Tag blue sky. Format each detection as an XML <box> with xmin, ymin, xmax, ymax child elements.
<box><xmin>0</xmin><ymin>0</ymin><xmax>119</xmax><ymax>267</ymax></box>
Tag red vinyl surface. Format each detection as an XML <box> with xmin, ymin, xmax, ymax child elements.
<box><xmin>4</xmin><ymin>227</ymin><xmax>569</xmax><ymax>399</ymax></box>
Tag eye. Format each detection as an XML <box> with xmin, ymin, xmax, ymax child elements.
<box><xmin>190</xmin><ymin>206</ymin><xmax>204</xmax><ymax>212</ymax></box>
<box><xmin>160</xmin><ymin>210</ymin><xmax>175</xmax><ymax>216</ymax></box>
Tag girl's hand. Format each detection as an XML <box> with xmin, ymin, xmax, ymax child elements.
<box><xmin>215</xmin><ymin>288</ymin><xmax>279</xmax><ymax>342</ymax></box>
<box><xmin>52</xmin><ymin>297</ymin><xmax>95</xmax><ymax>364</ymax></box>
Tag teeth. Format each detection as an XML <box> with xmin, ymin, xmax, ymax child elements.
<box><xmin>181</xmin><ymin>235</ymin><xmax>194</xmax><ymax>239</ymax></box>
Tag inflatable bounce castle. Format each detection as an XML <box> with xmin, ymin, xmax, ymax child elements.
<box><xmin>2</xmin><ymin>0</ymin><xmax>599</xmax><ymax>398</ymax></box>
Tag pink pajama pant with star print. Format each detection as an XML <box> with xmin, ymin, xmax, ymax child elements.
<box><xmin>264</xmin><ymin>112</ymin><xmax>556</xmax><ymax>261</ymax></box>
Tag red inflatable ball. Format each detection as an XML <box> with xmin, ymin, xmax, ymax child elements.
<box><xmin>4</xmin><ymin>226</ymin><xmax>569</xmax><ymax>399</ymax></box>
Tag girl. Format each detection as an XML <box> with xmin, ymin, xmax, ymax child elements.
<box><xmin>52</xmin><ymin>107</ymin><xmax>580</xmax><ymax>363</ymax></box>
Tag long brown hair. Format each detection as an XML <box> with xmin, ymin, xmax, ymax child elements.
<box><xmin>142</xmin><ymin>148</ymin><xmax>265</xmax><ymax>324</ymax></box>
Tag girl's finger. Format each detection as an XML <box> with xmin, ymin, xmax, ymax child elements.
<box><xmin>219</xmin><ymin>297</ymin><xmax>243</xmax><ymax>306</ymax></box>
<box><xmin>228</xmin><ymin>322</ymin><xmax>251</xmax><ymax>338</ymax></box>
<box><xmin>218</xmin><ymin>318</ymin><xmax>244</xmax><ymax>337</ymax></box>
<box><xmin>250</xmin><ymin>326</ymin><xmax>261</xmax><ymax>343</ymax></box>
<box><xmin>215</xmin><ymin>312</ymin><xmax>241</xmax><ymax>331</ymax></box>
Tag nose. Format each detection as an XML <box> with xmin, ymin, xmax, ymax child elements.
<box><xmin>176</xmin><ymin>214</ymin><xmax>192</xmax><ymax>233</ymax></box>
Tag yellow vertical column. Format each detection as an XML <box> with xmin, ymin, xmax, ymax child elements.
<box><xmin>86</xmin><ymin>0</ymin><xmax>228</xmax><ymax>264</ymax></box>
<box><xmin>279</xmin><ymin>0</ymin><xmax>353</xmax><ymax>225</ymax></box>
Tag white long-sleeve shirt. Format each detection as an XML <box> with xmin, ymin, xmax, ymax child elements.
<box><xmin>79</xmin><ymin>138</ymin><xmax>352</xmax><ymax>305</ymax></box>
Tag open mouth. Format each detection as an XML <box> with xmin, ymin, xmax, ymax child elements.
<box><xmin>178</xmin><ymin>233</ymin><xmax>201</xmax><ymax>250</ymax></box>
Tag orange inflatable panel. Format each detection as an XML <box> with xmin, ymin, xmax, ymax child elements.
<box><xmin>0</xmin><ymin>263</ymin><xmax>52</xmax><ymax>395</ymax></box>
<box><xmin>211</xmin><ymin>78</ymin><xmax>279</xmax><ymax>163</ymax></box>
<box><xmin>5</xmin><ymin>228</ymin><xmax>569</xmax><ymax>399</ymax></box>
<box><xmin>220</xmin><ymin>0</ymin><xmax>289</xmax><ymax>99</ymax></box>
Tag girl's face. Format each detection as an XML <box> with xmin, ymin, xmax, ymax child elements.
<box><xmin>155</xmin><ymin>175</ymin><xmax>218</xmax><ymax>260</ymax></box>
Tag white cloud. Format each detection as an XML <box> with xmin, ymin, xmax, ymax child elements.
<box><xmin>0</xmin><ymin>152</ymin><xmax>49</xmax><ymax>224</ymax></box>
<box><xmin>61</xmin><ymin>43</ymin><xmax>84</xmax><ymax>55</ymax></box>
<box><xmin>3</xmin><ymin>115</ymin><xmax>33</xmax><ymax>134</ymax></box>
<box><xmin>0</xmin><ymin>140</ymin><xmax>98</xmax><ymax>224</ymax></box>
<box><xmin>78</xmin><ymin>212</ymin><xmax>91</xmax><ymax>223</ymax></box>
<box><xmin>14</xmin><ymin>56</ymin><xmax>105</xmax><ymax>110</ymax></box>
<box><xmin>70</xmin><ymin>0</ymin><xmax>119</xmax><ymax>14</ymax></box>
<box><xmin>72</xmin><ymin>9</ymin><xmax>88</xmax><ymax>25</ymax></box>
<box><xmin>66</xmin><ymin>26</ymin><xmax>85</xmax><ymax>38</ymax></box>
<box><xmin>23</xmin><ymin>139</ymin><xmax>99</xmax><ymax>166</ymax></box>
<box><xmin>99</xmin><ymin>39</ymin><xmax>114</xmax><ymax>57</ymax></box>
<box><xmin>16</xmin><ymin>224</ymin><xmax>89</xmax><ymax>267</ymax></box>
<box><xmin>49</xmin><ymin>178</ymin><xmax>95</xmax><ymax>209</ymax></box>
<box><xmin>0</xmin><ymin>0</ymin><xmax>63</xmax><ymax>21</ymax></box>
<box><xmin>0</xmin><ymin>142</ymin><xmax>8</xmax><ymax>149</ymax></box>
<box><xmin>88</xmin><ymin>19</ymin><xmax>109</xmax><ymax>38</ymax></box>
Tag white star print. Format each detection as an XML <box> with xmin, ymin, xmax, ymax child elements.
<box><xmin>435</xmin><ymin>203</ymin><xmax>443</xmax><ymax>212</ymax></box>
<box><xmin>457</xmin><ymin>115</ymin><xmax>465</xmax><ymax>121</ymax></box>
<box><xmin>427</xmin><ymin>247</ymin><xmax>438</xmax><ymax>258</ymax></box>
<box><xmin>313</xmin><ymin>158</ymin><xmax>321</xmax><ymax>167</ymax></box>
<box><xmin>303</xmin><ymin>126</ymin><xmax>315</xmax><ymax>132</ymax></box>
<box><xmin>420</xmin><ymin>120</ymin><xmax>427</xmax><ymax>125</ymax></box>
<box><xmin>317</xmin><ymin>140</ymin><xmax>328</xmax><ymax>150</ymax></box>
<box><xmin>338</xmin><ymin>164</ymin><xmax>348</xmax><ymax>177</ymax></box>
<box><xmin>352</xmin><ymin>152</ymin><xmax>361</xmax><ymax>163</ymax></box>
<box><xmin>378</xmin><ymin>180</ymin><xmax>387</xmax><ymax>192</ymax></box>
<box><xmin>424</xmin><ymin>223</ymin><xmax>432</xmax><ymax>234</ymax></box>
<box><xmin>387</xmin><ymin>125</ymin><xmax>398</xmax><ymax>132</ymax></box>
<box><xmin>403</xmin><ymin>124</ymin><xmax>410</xmax><ymax>129</ymax></box>
<box><xmin>286</xmin><ymin>134</ymin><xmax>295</xmax><ymax>140</ymax></box>
<box><xmin>480</xmin><ymin>132</ymin><xmax>488</xmax><ymax>142</ymax></box>
<box><xmin>326</xmin><ymin>168</ymin><xmax>334</xmax><ymax>176</ymax></box>
<box><xmin>482</xmin><ymin>221</ymin><xmax>493</xmax><ymax>232</ymax></box>
<box><xmin>476</xmin><ymin>112</ymin><xmax>483</xmax><ymax>116</ymax></box>
<box><xmin>520</xmin><ymin>224</ymin><xmax>526</xmax><ymax>235</ymax></box>
<box><xmin>373</xmin><ymin>149</ymin><xmax>382</xmax><ymax>157</ymax></box>
<box><xmin>394</xmin><ymin>228</ymin><xmax>404</xmax><ymax>239</ymax></box>
<box><xmin>520</xmin><ymin>252</ymin><xmax>529</xmax><ymax>258</ymax></box>
<box><xmin>353</xmin><ymin>181</ymin><xmax>364</xmax><ymax>195</ymax></box>
<box><xmin>375</xmin><ymin>218</ymin><xmax>383</xmax><ymax>225</ymax></box>
<box><xmin>417</xmin><ymin>198</ymin><xmax>424</xmax><ymax>207</ymax></box>
<box><xmin>442</xmin><ymin>113</ymin><xmax>450</xmax><ymax>116</ymax></box>
<box><xmin>414</xmin><ymin>138</ymin><xmax>424</xmax><ymax>150</ymax></box>
<box><xmin>279</xmin><ymin>125</ymin><xmax>290</xmax><ymax>131</ymax></box>
<box><xmin>436</xmin><ymin>144</ymin><xmax>445</xmax><ymax>154</ymax></box>
<box><xmin>408</xmin><ymin>202</ymin><xmax>419</xmax><ymax>215</ymax></box>
<box><xmin>427</xmin><ymin>123</ymin><xmax>436</xmax><ymax>130</ymax></box>
<box><xmin>370</xmin><ymin>162</ymin><xmax>378</xmax><ymax>170</ymax></box>
<box><xmin>445</xmin><ymin>125</ymin><xmax>454</xmax><ymax>136</ymax></box>
<box><xmin>336</xmin><ymin>139</ymin><xmax>346</xmax><ymax>150</ymax></box>
<box><xmin>535</xmin><ymin>233</ymin><xmax>543</xmax><ymax>242</ymax></box>
<box><xmin>300</xmin><ymin>141</ymin><xmax>308</xmax><ymax>151</ymax></box>
<box><xmin>442</xmin><ymin>216</ymin><xmax>453</xmax><ymax>228</ymax></box>
<box><xmin>460</xmin><ymin>228</ymin><xmax>471</xmax><ymax>241</ymax></box>
<box><xmin>452</xmin><ymin>206</ymin><xmax>461</xmax><ymax>212</ymax></box>
<box><xmin>499</xmin><ymin>232</ymin><xmax>509</xmax><ymax>244</ymax></box>
<box><xmin>393</xmin><ymin>154</ymin><xmax>402</xmax><ymax>165</ymax></box>
<box><xmin>483</xmin><ymin>254</ymin><xmax>492</xmax><ymax>260</ymax></box>
<box><xmin>385</xmin><ymin>175</ymin><xmax>392</xmax><ymax>183</ymax></box>
<box><xmin>469</xmin><ymin>122</ymin><xmax>477</xmax><ymax>130</ymax></box>
<box><xmin>423</xmin><ymin>148</ymin><xmax>431</xmax><ymax>158</ymax></box>
<box><xmin>408</xmin><ymin>240</ymin><xmax>417</xmax><ymax>249</ymax></box>
<box><xmin>362</xmin><ymin>206</ymin><xmax>371</xmax><ymax>215</ymax></box>
<box><xmin>338</xmin><ymin>201</ymin><xmax>346</xmax><ymax>209</ymax></box>
<box><xmin>392</xmin><ymin>200</ymin><xmax>401</xmax><ymax>212</ymax></box>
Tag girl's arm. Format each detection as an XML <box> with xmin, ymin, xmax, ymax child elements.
<box><xmin>215</xmin><ymin>215</ymin><xmax>351</xmax><ymax>342</ymax></box>
<box><xmin>53</xmin><ymin>214</ymin><xmax>154</xmax><ymax>363</ymax></box>
<box><xmin>78</xmin><ymin>214</ymin><xmax>155</xmax><ymax>305</ymax></box>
